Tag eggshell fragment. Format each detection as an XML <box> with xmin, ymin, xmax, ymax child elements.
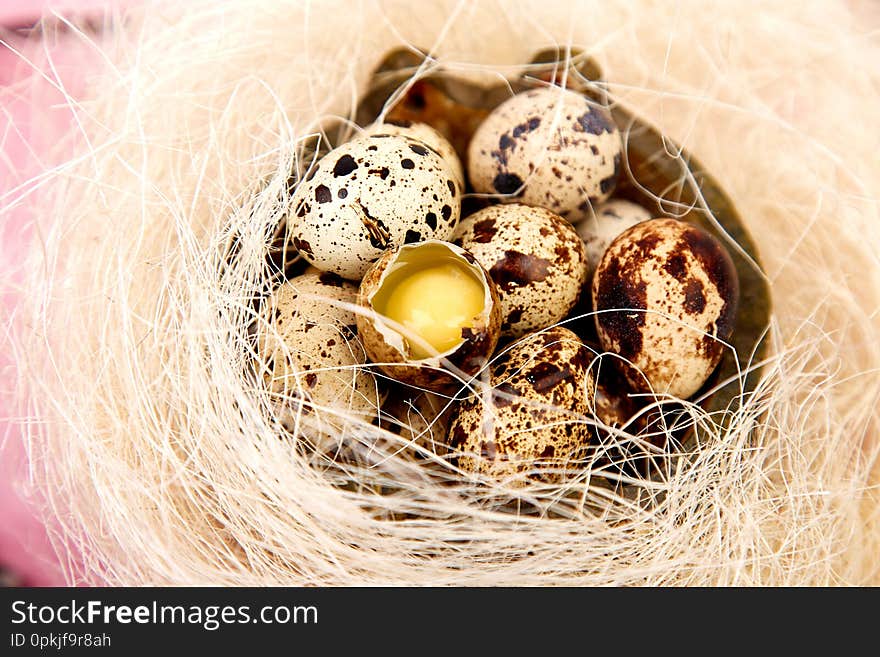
<box><xmin>592</xmin><ymin>218</ymin><xmax>739</xmax><ymax>399</ymax></box>
<box><xmin>290</xmin><ymin>134</ymin><xmax>461</xmax><ymax>280</ymax></box>
<box><xmin>467</xmin><ymin>86</ymin><xmax>622</xmax><ymax>221</ymax></box>
<box><xmin>447</xmin><ymin>326</ymin><xmax>596</xmax><ymax>484</ymax></box>
<box><xmin>453</xmin><ymin>204</ymin><xmax>587</xmax><ymax>338</ymax></box>
<box><xmin>357</xmin><ymin>240</ymin><xmax>502</xmax><ymax>392</ymax></box>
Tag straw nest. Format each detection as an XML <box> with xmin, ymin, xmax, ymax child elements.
<box><xmin>6</xmin><ymin>0</ymin><xmax>880</xmax><ymax>585</ymax></box>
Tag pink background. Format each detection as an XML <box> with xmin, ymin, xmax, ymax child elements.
<box><xmin>1</xmin><ymin>0</ymin><xmax>126</xmax><ymax>586</ymax></box>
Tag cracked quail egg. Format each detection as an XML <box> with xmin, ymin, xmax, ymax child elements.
<box><xmin>255</xmin><ymin>271</ymin><xmax>379</xmax><ymax>451</ymax></box>
<box><xmin>290</xmin><ymin>133</ymin><xmax>461</xmax><ymax>280</ymax></box>
<box><xmin>467</xmin><ymin>86</ymin><xmax>622</xmax><ymax>222</ymax></box>
<box><xmin>592</xmin><ymin>218</ymin><xmax>739</xmax><ymax>399</ymax></box>
<box><xmin>453</xmin><ymin>203</ymin><xmax>587</xmax><ymax>338</ymax></box>
<box><xmin>364</xmin><ymin>120</ymin><xmax>465</xmax><ymax>191</ymax></box>
<box><xmin>575</xmin><ymin>199</ymin><xmax>652</xmax><ymax>277</ymax></box>
<box><xmin>447</xmin><ymin>326</ymin><xmax>595</xmax><ymax>484</ymax></box>
<box><xmin>356</xmin><ymin>240</ymin><xmax>502</xmax><ymax>392</ymax></box>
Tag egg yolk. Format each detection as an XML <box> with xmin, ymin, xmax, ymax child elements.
<box><xmin>382</xmin><ymin>261</ymin><xmax>485</xmax><ymax>359</ymax></box>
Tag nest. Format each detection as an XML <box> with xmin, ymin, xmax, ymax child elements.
<box><xmin>8</xmin><ymin>0</ymin><xmax>880</xmax><ymax>585</ymax></box>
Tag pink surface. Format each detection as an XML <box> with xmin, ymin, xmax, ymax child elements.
<box><xmin>0</xmin><ymin>1</ymin><xmax>114</xmax><ymax>28</ymax></box>
<box><xmin>1</xmin><ymin>3</ymin><xmax>119</xmax><ymax>586</ymax></box>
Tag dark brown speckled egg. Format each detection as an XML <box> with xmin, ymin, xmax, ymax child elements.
<box><xmin>592</xmin><ymin>218</ymin><xmax>739</xmax><ymax>399</ymax></box>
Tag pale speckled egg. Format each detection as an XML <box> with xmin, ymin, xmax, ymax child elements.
<box><xmin>364</xmin><ymin>120</ymin><xmax>465</xmax><ymax>191</ymax></box>
<box><xmin>290</xmin><ymin>134</ymin><xmax>461</xmax><ymax>280</ymax></box>
<box><xmin>575</xmin><ymin>199</ymin><xmax>652</xmax><ymax>276</ymax></box>
<box><xmin>592</xmin><ymin>218</ymin><xmax>739</xmax><ymax>399</ymax></box>
<box><xmin>453</xmin><ymin>204</ymin><xmax>587</xmax><ymax>338</ymax></box>
<box><xmin>467</xmin><ymin>87</ymin><xmax>622</xmax><ymax>222</ymax></box>
<box><xmin>255</xmin><ymin>271</ymin><xmax>379</xmax><ymax>451</ymax></box>
<box><xmin>447</xmin><ymin>326</ymin><xmax>595</xmax><ymax>484</ymax></box>
<box><xmin>356</xmin><ymin>240</ymin><xmax>502</xmax><ymax>393</ymax></box>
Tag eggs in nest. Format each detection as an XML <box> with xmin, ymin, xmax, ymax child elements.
<box><xmin>264</xmin><ymin>82</ymin><xmax>741</xmax><ymax>483</ymax></box>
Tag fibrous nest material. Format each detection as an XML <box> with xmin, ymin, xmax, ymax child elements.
<box><xmin>5</xmin><ymin>0</ymin><xmax>880</xmax><ymax>585</ymax></box>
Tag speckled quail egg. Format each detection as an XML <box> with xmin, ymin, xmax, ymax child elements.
<box><xmin>467</xmin><ymin>86</ymin><xmax>622</xmax><ymax>222</ymax></box>
<box><xmin>364</xmin><ymin>120</ymin><xmax>465</xmax><ymax>191</ymax></box>
<box><xmin>447</xmin><ymin>326</ymin><xmax>596</xmax><ymax>484</ymax></box>
<box><xmin>255</xmin><ymin>271</ymin><xmax>379</xmax><ymax>451</ymax></box>
<box><xmin>357</xmin><ymin>240</ymin><xmax>502</xmax><ymax>392</ymax></box>
<box><xmin>575</xmin><ymin>199</ymin><xmax>652</xmax><ymax>277</ymax></box>
<box><xmin>453</xmin><ymin>204</ymin><xmax>587</xmax><ymax>338</ymax></box>
<box><xmin>290</xmin><ymin>133</ymin><xmax>461</xmax><ymax>280</ymax></box>
<box><xmin>382</xmin><ymin>389</ymin><xmax>455</xmax><ymax>458</ymax></box>
<box><xmin>593</xmin><ymin>375</ymin><xmax>643</xmax><ymax>432</ymax></box>
<box><xmin>592</xmin><ymin>218</ymin><xmax>739</xmax><ymax>399</ymax></box>
<box><xmin>591</xmin><ymin>372</ymin><xmax>668</xmax><ymax>478</ymax></box>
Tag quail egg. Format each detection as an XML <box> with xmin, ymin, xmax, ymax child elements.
<box><xmin>290</xmin><ymin>133</ymin><xmax>461</xmax><ymax>280</ymax></box>
<box><xmin>364</xmin><ymin>120</ymin><xmax>465</xmax><ymax>191</ymax></box>
<box><xmin>592</xmin><ymin>218</ymin><xmax>739</xmax><ymax>399</ymax></box>
<box><xmin>382</xmin><ymin>389</ymin><xmax>455</xmax><ymax>458</ymax></box>
<box><xmin>255</xmin><ymin>271</ymin><xmax>379</xmax><ymax>451</ymax></box>
<box><xmin>357</xmin><ymin>240</ymin><xmax>502</xmax><ymax>392</ymax></box>
<box><xmin>467</xmin><ymin>86</ymin><xmax>622</xmax><ymax>221</ymax></box>
<box><xmin>447</xmin><ymin>326</ymin><xmax>595</xmax><ymax>484</ymax></box>
<box><xmin>575</xmin><ymin>199</ymin><xmax>652</xmax><ymax>277</ymax></box>
<box><xmin>453</xmin><ymin>203</ymin><xmax>587</xmax><ymax>338</ymax></box>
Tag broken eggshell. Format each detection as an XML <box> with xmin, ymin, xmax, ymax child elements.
<box><xmin>356</xmin><ymin>240</ymin><xmax>502</xmax><ymax>392</ymax></box>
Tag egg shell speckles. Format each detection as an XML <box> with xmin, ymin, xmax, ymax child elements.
<box><xmin>356</xmin><ymin>240</ymin><xmax>502</xmax><ymax>393</ymax></box>
<box><xmin>575</xmin><ymin>199</ymin><xmax>653</xmax><ymax>276</ymax></box>
<box><xmin>255</xmin><ymin>272</ymin><xmax>379</xmax><ymax>449</ymax></box>
<box><xmin>467</xmin><ymin>87</ymin><xmax>622</xmax><ymax>222</ymax></box>
<box><xmin>454</xmin><ymin>204</ymin><xmax>587</xmax><ymax>338</ymax></box>
<box><xmin>447</xmin><ymin>327</ymin><xmax>596</xmax><ymax>484</ymax></box>
<box><xmin>290</xmin><ymin>134</ymin><xmax>461</xmax><ymax>280</ymax></box>
<box><xmin>592</xmin><ymin>218</ymin><xmax>740</xmax><ymax>399</ymax></box>
<box><xmin>364</xmin><ymin>121</ymin><xmax>465</xmax><ymax>191</ymax></box>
